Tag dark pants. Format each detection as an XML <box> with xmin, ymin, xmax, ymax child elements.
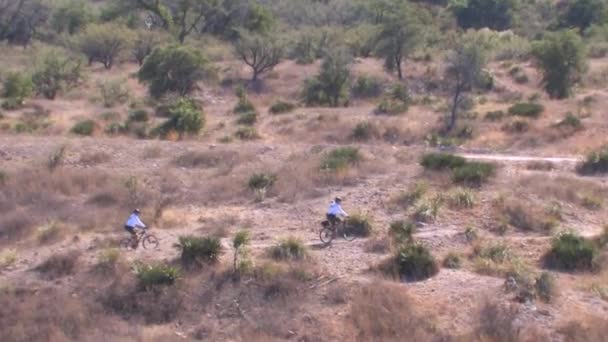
<box><xmin>326</xmin><ymin>214</ymin><xmax>341</xmax><ymax>226</ymax></box>
<box><xmin>124</xmin><ymin>225</ymin><xmax>136</xmax><ymax>237</ymax></box>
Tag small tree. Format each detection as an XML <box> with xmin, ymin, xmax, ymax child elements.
<box><xmin>559</xmin><ymin>0</ymin><xmax>607</xmax><ymax>32</ymax></box>
<box><xmin>303</xmin><ymin>47</ymin><xmax>352</xmax><ymax>107</ymax></box>
<box><xmin>232</xmin><ymin>230</ymin><xmax>250</xmax><ymax>274</ymax></box>
<box><xmin>2</xmin><ymin>72</ymin><xmax>33</xmax><ymax>103</ymax></box>
<box><xmin>450</xmin><ymin>0</ymin><xmax>516</xmax><ymax>31</ymax></box>
<box><xmin>235</xmin><ymin>31</ymin><xmax>283</xmax><ymax>82</ymax></box>
<box><xmin>375</xmin><ymin>2</ymin><xmax>421</xmax><ymax>79</ymax></box>
<box><xmin>532</xmin><ymin>30</ymin><xmax>586</xmax><ymax>99</ymax></box>
<box><xmin>51</xmin><ymin>0</ymin><xmax>92</xmax><ymax>35</ymax></box>
<box><xmin>138</xmin><ymin>44</ymin><xmax>214</xmax><ymax>98</ymax></box>
<box><xmin>444</xmin><ymin>34</ymin><xmax>489</xmax><ymax>132</ymax></box>
<box><xmin>132</xmin><ymin>29</ymin><xmax>167</xmax><ymax>65</ymax></box>
<box><xmin>32</xmin><ymin>49</ymin><xmax>83</xmax><ymax>100</ymax></box>
<box><xmin>75</xmin><ymin>23</ymin><xmax>135</xmax><ymax>69</ymax></box>
<box><xmin>156</xmin><ymin>97</ymin><xmax>204</xmax><ymax>139</ymax></box>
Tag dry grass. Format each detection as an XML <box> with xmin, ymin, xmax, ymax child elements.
<box><xmin>559</xmin><ymin>316</ymin><xmax>608</xmax><ymax>342</ymax></box>
<box><xmin>518</xmin><ymin>175</ymin><xmax>605</xmax><ymax>208</ymax></box>
<box><xmin>470</xmin><ymin>300</ymin><xmax>548</xmax><ymax>342</ymax></box>
<box><xmin>35</xmin><ymin>251</ymin><xmax>81</xmax><ymax>280</ymax></box>
<box><xmin>0</xmin><ymin>210</ymin><xmax>36</xmax><ymax>245</ymax></box>
<box><xmin>173</xmin><ymin>148</ymin><xmax>250</xmax><ymax>174</ymax></box>
<box><xmin>79</xmin><ymin>151</ymin><xmax>112</xmax><ymax>165</ymax></box>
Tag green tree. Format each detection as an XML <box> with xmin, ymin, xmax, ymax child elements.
<box><xmin>444</xmin><ymin>34</ymin><xmax>489</xmax><ymax>131</ymax></box>
<box><xmin>560</xmin><ymin>0</ymin><xmax>607</xmax><ymax>31</ymax></box>
<box><xmin>532</xmin><ymin>30</ymin><xmax>586</xmax><ymax>99</ymax></box>
<box><xmin>375</xmin><ymin>1</ymin><xmax>421</xmax><ymax>79</ymax></box>
<box><xmin>235</xmin><ymin>31</ymin><xmax>283</xmax><ymax>82</ymax></box>
<box><xmin>2</xmin><ymin>72</ymin><xmax>33</xmax><ymax>102</ymax></box>
<box><xmin>75</xmin><ymin>23</ymin><xmax>135</xmax><ymax>69</ymax></box>
<box><xmin>132</xmin><ymin>29</ymin><xmax>168</xmax><ymax>65</ymax></box>
<box><xmin>302</xmin><ymin>47</ymin><xmax>352</xmax><ymax>107</ymax></box>
<box><xmin>51</xmin><ymin>0</ymin><xmax>92</xmax><ymax>35</ymax></box>
<box><xmin>31</xmin><ymin>49</ymin><xmax>83</xmax><ymax>100</ymax></box>
<box><xmin>450</xmin><ymin>0</ymin><xmax>516</xmax><ymax>31</ymax></box>
<box><xmin>0</xmin><ymin>0</ymin><xmax>49</xmax><ymax>47</ymax></box>
<box><xmin>157</xmin><ymin>97</ymin><xmax>204</xmax><ymax>138</ymax></box>
<box><xmin>138</xmin><ymin>44</ymin><xmax>214</xmax><ymax>98</ymax></box>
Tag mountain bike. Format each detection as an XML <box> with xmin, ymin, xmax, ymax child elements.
<box><xmin>319</xmin><ymin>219</ymin><xmax>356</xmax><ymax>244</ymax></box>
<box><xmin>120</xmin><ymin>228</ymin><xmax>159</xmax><ymax>250</ymax></box>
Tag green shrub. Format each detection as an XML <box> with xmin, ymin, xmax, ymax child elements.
<box><xmin>128</xmin><ymin>109</ymin><xmax>149</xmax><ymax>123</ymax></box>
<box><xmin>393</xmin><ymin>182</ymin><xmax>427</xmax><ymax>208</ymax></box>
<box><xmin>71</xmin><ymin>120</ymin><xmax>96</xmax><ymax>136</ymax></box>
<box><xmin>393</xmin><ymin>243</ymin><xmax>439</xmax><ymax>281</ymax></box>
<box><xmin>579</xmin><ymin>146</ymin><xmax>608</xmax><ymax>174</ymax></box>
<box><xmin>503</xmin><ymin>120</ymin><xmax>529</xmax><ymax>133</ymax></box>
<box><xmin>233</xmin><ymin>86</ymin><xmax>256</xmax><ymax>114</ymax></box>
<box><xmin>545</xmin><ymin>232</ymin><xmax>598</xmax><ymax>271</ymax></box>
<box><xmin>248</xmin><ymin>173</ymin><xmax>277</xmax><ymax>191</ymax></box>
<box><xmin>269</xmin><ymin>100</ymin><xmax>296</xmax><ymax>114</ymax></box>
<box><xmin>535</xmin><ymin>272</ymin><xmax>556</xmax><ymax>303</ymax></box>
<box><xmin>175</xmin><ymin>236</ymin><xmax>223</xmax><ymax>267</ymax></box>
<box><xmin>32</xmin><ymin>49</ymin><xmax>83</xmax><ymax>100</ymax></box>
<box><xmin>2</xmin><ymin>72</ymin><xmax>33</xmax><ymax>101</ymax></box>
<box><xmin>269</xmin><ymin>237</ymin><xmax>307</xmax><ymax>261</ymax></box>
<box><xmin>556</xmin><ymin>113</ymin><xmax>582</xmax><ymax>130</ymax></box>
<box><xmin>485</xmin><ymin>110</ymin><xmax>505</xmax><ymax>121</ymax></box>
<box><xmin>75</xmin><ymin>23</ymin><xmax>134</xmax><ymax>69</ymax></box>
<box><xmin>346</xmin><ymin>214</ymin><xmax>373</xmax><ymax>237</ymax></box>
<box><xmin>389</xmin><ymin>220</ymin><xmax>415</xmax><ymax>245</ymax></box>
<box><xmin>1</xmin><ymin>98</ymin><xmax>23</xmax><ymax>111</ymax></box>
<box><xmin>155</xmin><ymin>97</ymin><xmax>204</xmax><ymax>139</ymax></box>
<box><xmin>375</xmin><ymin>84</ymin><xmax>410</xmax><ymax>115</ymax></box>
<box><xmin>509</xmin><ymin>66</ymin><xmax>528</xmax><ymax>84</ymax></box>
<box><xmin>508</xmin><ymin>102</ymin><xmax>544</xmax><ymax>118</ymax></box>
<box><xmin>235</xmin><ymin>126</ymin><xmax>260</xmax><ymax>140</ymax></box>
<box><xmin>97</xmin><ymin>78</ymin><xmax>129</xmax><ymax>107</ymax></box>
<box><xmin>443</xmin><ymin>252</ymin><xmax>462</xmax><ymax>269</ymax></box>
<box><xmin>0</xmin><ymin>170</ymin><xmax>7</xmax><ymax>186</ymax></box>
<box><xmin>320</xmin><ymin>147</ymin><xmax>361</xmax><ymax>171</ymax></box>
<box><xmin>452</xmin><ymin>162</ymin><xmax>495</xmax><ymax>186</ymax></box>
<box><xmin>352</xmin><ymin>121</ymin><xmax>376</xmax><ymax>141</ymax></box>
<box><xmin>133</xmin><ymin>263</ymin><xmax>180</xmax><ymax>289</ymax></box>
<box><xmin>420</xmin><ymin>153</ymin><xmax>466</xmax><ymax>171</ymax></box>
<box><xmin>412</xmin><ymin>197</ymin><xmax>442</xmax><ymax>223</ymax></box>
<box><xmin>478</xmin><ymin>243</ymin><xmax>512</xmax><ymax>263</ymax></box>
<box><xmin>352</xmin><ymin>75</ymin><xmax>383</xmax><ymax>98</ymax></box>
<box><xmin>237</xmin><ymin>111</ymin><xmax>257</xmax><ymax>125</ymax></box>
<box><xmin>51</xmin><ymin>0</ymin><xmax>92</xmax><ymax>34</ymax></box>
<box><xmin>448</xmin><ymin>188</ymin><xmax>476</xmax><ymax>208</ymax></box>
<box><xmin>451</xmin><ymin>0</ymin><xmax>516</xmax><ymax>30</ymax></box>
<box><xmin>302</xmin><ymin>47</ymin><xmax>352</xmax><ymax>107</ymax></box>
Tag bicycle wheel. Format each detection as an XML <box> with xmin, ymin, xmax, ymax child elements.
<box><xmin>142</xmin><ymin>234</ymin><xmax>159</xmax><ymax>249</ymax></box>
<box><xmin>120</xmin><ymin>238</ymin><xmax>134</xmax><ymax>250</ymax></box>
<box><xmin>319</xmin><ymin>227</ymin><xmax>335</xmax><ymax>244</ymax></box>
<box><xmin>342</xmin><ymin>223</ymin><xmax>357</xmax><ymax>242</ymax></box>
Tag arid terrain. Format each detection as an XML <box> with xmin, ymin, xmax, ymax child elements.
<box><xmin>1</xmin><ymin>0</ymin><xmax>608</xmax><ymax>341</ymax></box>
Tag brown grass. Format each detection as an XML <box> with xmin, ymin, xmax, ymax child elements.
<box><xmin>79</xmin><ymin>151</ymin><xmax>112</xmax><ymax>165</ymax></box>
<box><xmin>559</xmin><ymin>316</ymin><xmax>608</xmax><ymax>342</ymax></box>
<box><xmin>470</xmin><ymin>300</ymin><xmax>548</xmax><ymax>342</ymax></box>
<box><xmin>518</xmin><ymin>174</ymin><xmax>605</xmax><ymax>207</ymax></box>
<box><xmin>0</xmin><ymin>210</ymin><xmax>36</xmax><ymax>245</ymax></box>
<box><xmin>35</xmin><ymin>250</ymin><xmax>81</xmax><ymax>280</ymax></box>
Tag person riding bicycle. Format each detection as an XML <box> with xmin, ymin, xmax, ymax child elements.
<box><xmin>124</xmin><ymin>209</ymin><xmax>146</xmax><ymax>247</ymax></box>
<box><xmin>326</xmin><ymin>197</ymin><xmax>348</xmax><ymax>226</ymax></box>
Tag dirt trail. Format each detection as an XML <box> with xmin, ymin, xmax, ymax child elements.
<box><xmin>458</xmin><ymin>153</ymin><xmax>580</xmax><ymax>163</ymax></box>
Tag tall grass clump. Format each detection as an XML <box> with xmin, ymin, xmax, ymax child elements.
<box><xmin>420</xmin><ymin>153</ymin><xmax>466</xmax><ymax>171</ymax></box>
<box><xmin>346</xmin><ymin>214</ymin><xmax>374</xmax><ymax>237</ymax></box>
<box><xmin>133</xmin><ymin>263</ymin><xmax>180</xmax><ymax>289</ymax></box>
<box><xmin>508</xmin><ymin>102</ymin><xmax>544</xmax><ymax>118</ymax></box>
<box><xmin>388</xmin><ymin>243</ymin><xmax>439</xmax><ymax>282</ymax></box>
<box><xmin>174</xmin><ymin>235</ymin><xmax>223</xmax><ymax>267</ymax></box>
<box><xmin>269</xmin><ymin>99</ymin><xmax>296</xmax><ymax>114</ymax></box>
<box><xmin>389</xmin><ymin>220</ymin><xmax>415</xmax><ymax>245</ymax></box>
<box><xmin>320</xmin><ymin>147</ymin><xmax>361</xmax><ymax>171</ymax></box>
<box><xmin>451</xmin><ymin>162</ymin><xmax>495</xmax><ymax>187</ymax></box>
<box><xmin>545</xmin><ymin>231</ymin><xmax>599</xmax><ymax>271</ymax></box>
<box><xmin>269</xmin><ymin>237</ymin><xmax>307</xmax><ymax>261</ymax></box>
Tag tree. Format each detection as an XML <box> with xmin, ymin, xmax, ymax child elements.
<box><xmin>375</xmin><ymin>1</ymin><xmax>421</xmax><ymax>79</ymax></box>
<box><xmin>450</xmin><ymin>0</ymin><xmax>516</xmax><ymax>31</ymax></box>
<box><xmin>444</xmin><ymin>34</ymin><xmax>489</xmax><ymax>132</ymax></box>
<box><xmin>235</xmin><ymin>31</ymin><xmax>283</xmax><ymax>82</ymax></box>
<box><xmin>302</xmin><ymin>47</ymin><xmax>352</xmax><ymax>107</ymax></box>
<box><xmin>132</xmin><ymin>29</ymin><xmax>168</xmax><ymax>65</ymax></box>
<box><xmin>0</xmin><ymin>0</ymin><xmax>49</xmax><ymax>47</ymax></box>
<box><xmin>31</xmin><ymin>49</ymin><xmax>83</xmax><ymax>100</ymax></box>
<box><xmin>138</xmin><ymin>44</ymin><xmax>214</xmax><ymax>98</ymax></box>
<box><xmin>559</xmin><ymin>0</ymin><xmax>607</xmax><ymax>32</ymax></box>
<box><xmin>532</xmin><ymin>30</ymin><xmax>586</xmax><ymax>99</ymax></box>
<box><xmin>51</xmin><ymin>0</ymin><xmax>92</xmax><ymax>35</ymax></box>
<box><xmin>75</xmin><ymin>23</ymin><xmax>135</xmax><ymax>69</ymax></box>
<box><xmin>158</xmin><ymin>97</ymin><xmax>205</xmax><ymax>138</ymax></box>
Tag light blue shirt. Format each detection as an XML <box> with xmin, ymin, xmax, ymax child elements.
<box><xmin>327</xmin><ymin>201</ymin><xmax>347</xmax><ymax>216</ymax></box>
<box><xmin>126</xmin><ymin>214</ymin><xmax>146</xmax><ymax>228</ymax></box>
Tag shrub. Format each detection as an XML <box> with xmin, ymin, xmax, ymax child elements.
<box><xmin>302</xmin><ymin>47</ymin><xmax>352</xmax><ymax>107</ymax></box>
<box><xmin>393</xmin><ymin>243</ymin><xmax>439</xmax><ymax>281</ymax></box>
<box><xmin>32</xmin><ymin>49</ymin><xmax>83</xmax><ymax>100</ymax></box>
<box><xmin>235</xmin><ymin>31</ymin><xmax>283</xmax><ymax>82</ymax></box>
<box><xmin>97</xmin><ymin>248</ymin><xmax>120</xmax><ymax>269</ymax></box>
<box><xmin>51</xmin><ymin>0</ymin><xmax>91</xmax><ymax>34</ymax></box>
<box><xmin>392</xmin><ymin>182</ymin><xmax>427</xmax><ymax>208</ymax></box>
<box><xmin>508</xmin><ymin>102</ymin><xmax>544</xmax><ymax>118</ymax></box>
<box><xmin>1</xmin><ymin>98</ymin><xmax>22</xmax><ymax>111</ymax></box>
<box><xmin>48</xmin><ymin>145</ymin><xmax>67</xmax><ymax>170</ymax></box>
<box><xmin>451</xmin><ymin>0</ymin><xmax>516</xmax><ymax>30</ymax></box>
<box><xmin>97</xmin><ymin>78</ymin><xmax>129</xmax><ymax>107</ymax></box>
<box><xmin>578</xmin><ymin>146</ymin><xmax>608</xmax><ymax>174</ymax></box>
<box><xmin>452</xmin><ymin>162</ymin><xmax>495</xmax><ymax>186</ymax></box>
<box><xmin>269</xmin><ymin>99</ymin><xmax>296</xmax><ymax>114</ymax></box>
<box><xmin>420</xmin><ymin>153</ymin><xmax>466</xmax><ymax>171</ymax></box>
<box><xmin>233</xmin><ymin>86</ymin><xmax>256</xmax><ymax>114</ymax></box>
<box><xmin>412</xmin><ymin>197</ymin><xmax>442</xmax><ymax>223</ymax></box>
<box><xmin>71</xmin><ymin>120</ymin><xmax>96</xmax><ymax>136</ymax></box>
<box><xmin>535</xmin><ymin>272</ymin><xmax>556</xmax><ymax>303</ymax></box>
<box><xmin>234</xmin><ymin>126</ymin><xmax>259</xmax><ymax>140</ymax></box>
<box><xmin>351</xmin><ymin>75</ymin><xmax>383</xmax><ymax>98</ymax></box>
<box><xmin>389</xmin><ymin>220</ymin><xmax>415</xmax><ymax>245</ymax></box>
<box><xmin>448</xmin><ymin>187</ymin><xmax>476</xmax><ymax>209</ymax></box>
<box><xmin>36</xmin><ymin>221</ymin><xmax>61</xmax><ymax>244</ymax></box>
<box><xmin>375</xmin><ymin>84</ymin><xmax>410</xmax><ymax>115</ymax></box>
<box><xmin>556</xmin><ymin>113</ymin><xmax>582</xmax><ymax>130</ymax></box>
<box><xmin>443</xmin><ymin>252</ymin><xmax>462</xmax><ymax>269</ymax></box>
<box><xmin>503</xmin><ymin>120</ymin><xmax>529</xmax><ymax>133</ymax></box>
<box><xmin>75</xmin><ymin>23</ymin><xmax>134</xmax><ymax>69</ymax></box>
<box><xmin>138</xmin><ymin>44</ymin><xmax>214</xmax><ymax>98</ymax></box>
<box><xmin>237</xmin><ymin>112</ymin><xmax>257</xmax><ymax>125</ymax></box>
<box><xmin>545</xmin><ymin>231</ymin><xmax>598</xmax><ymax>271</ymax></box>
<box><xmin>35</xmin><ymin>251</ymin><xmax>80</xmax><ymax>279</ymax></box>
<box><xmin>133</xmin><ymin>263</ymin><xmax>180</xmax><ymax>289</ymax></box>
<box><xmin>485</xmin><ymin>110</ymin><xmax>505</xmax><ymax>121</ymax></box>
<box><xmin>346</xmin><ymin>214</ymin><xmax>373</xmax><ymax>237</ymax></box>
<box><xmin>248</xmin><ymin>173</ymin><xmax>277</xmax><ymax>191</ymax></box>
<box><xmin>174</xmin><ymin>236</ymin><xmax>223</xmax><ymax>267</ymax></box>
<box><xmin>269</xmin><ymin>237</ymin><xmax>307</xmax><ymax>261</ymax></box>
<box><xmin>127</xmin><ymin>109</ymin><xmax>149</xmax><ymax>123</ymax></box>
<box><xmin>320</xmin><ymin>147</ymin><xmax>361</xmax><ymax>171</ymax></box>
<box><xmin>2</xmin><ymin>72</ymin><xmax>33</xmax><ymax>102</ymax></box>
<box><xmin>0</xmin><ymin>249</ymin><xmax>17</xmax><ymax>268</ymax></box>
<box><xmin>132</xmin><ymin>29</ymin><xmax>166</xmax><ymax>65</ymax></box>
<box><xmin>352</xmin><ymin>121</ymin><xmax>377</xmax><ymax>141</ymax></box>
<box><xmin>232</xmin><ymin>230</ymin><xmax>251</xmax><ymax>274</ymax></box>
<box><xmin>155</xmin><ymin>97</ymin><xmax>204</xmax><ymax>139</ymax></box>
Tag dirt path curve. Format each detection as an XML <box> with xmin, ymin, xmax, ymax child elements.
<box><xmin>457</xmin><ymin>153</ymin><xmax>580</xmax><ymax>164</ymax></box>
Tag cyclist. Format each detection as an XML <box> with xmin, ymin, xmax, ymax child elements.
<box><xmin>326</xmin><ymin>197</ymin><xmax>348</xmax><ymax>226</ymax></box>
<box><xmin>124</xmin><ymin>209</ymin><xmax>146</xmax><ymax>248</ymax></box>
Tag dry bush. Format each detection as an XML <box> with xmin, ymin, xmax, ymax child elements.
<box><xmin>495</xmin><ymin>198</ymin><xmax>558</xmax><ymax>234</ymax></box>
<box><xmin>471</xmin><ymin>300</ymin><xmax>547</xmax><ymax>342</ymax></box>
<box><xmin>350</xmin><ymin>282</ymin><xmax>442</xmax><ymax>341</ymax></box>
<box><xmin>0</xmin><ymin>210</ymin><xmax>36</xmax><ymax>245</ymax></box>
<box><xmin>35</xmin><ymin>250</ymin><xmax>81</xmax><ymax>280</ymax></box>
<box><xmin>174</xmin><ymin>149</ymin><xmax>248</xmax><ymax>173</ymax></box>
<box><xmin>518</xmin><ymin>175</ymin><xmax>605</xmax><ymax>208</ymax></box>
<box><xmin>560</xmin><ymin>316</ymin><xmax>608</xmax><ymax>342</ymax></box>
<box><xmin>79</xmin><ymin>151</ymin><xmax>111</xmax><ymax>165</ymax></box>
<box><xmin>142</xmin><ymin>145</ymin><xmax>163</xmax><ymax>159</ymax></box>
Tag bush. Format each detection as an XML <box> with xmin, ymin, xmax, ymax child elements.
<box><xmin>32</xmin><ymin>49</ymin><xmax>83</xmax><ymax>100</ymax></box>
<box><xmin>48</xmin><ymin>145</ymin><xmax>67</xmax><ymax>170</ymax></box>
<box><xmin>127</xmin><ymin>109</ymin><xmax>149</xmax><ymax>123</ymax></box>
<box><xmin>35</xmin><ymin>251</ymin><xmax>80</xmax><ymax>280</ymax></box>
<box><xmin>578</xmin><ymin>146</ymin><xmax>608</xmax><ymax>174</ymax></box>
<box><xmin>269</xmin><ymin>100</ymin><xmax>296</xmax><ymax>114</ymax></box>
<box><xmin>375</xmin><ymin>84</ymin><xmax>410</xmax><ymax>115</ymax></box>
<box><xmin>556</xmin><ymin>113</ymin><xmax>582</xmax><ymax>130</ymax></box>
<box><xmin>302</xmin><ymin>47</ymin><xmax>352</xmax><ymax>107</ymax></box>
<box><xmin>443</xmin><ymin>252</ymin><xmax>462</xmax><ymax>269</ymax></box>
<box><xmin>502</xmin><ymin>119</ymin><xmax>529</xmax><ymax>133</ymax></box>
<box><xmin>535</xmin><ymin>272</ymin><xmax>556</xmax><ymax>303</ymax></box>
<box><xmin>233</xmin><ymin>86</ymin><xmax>256</xmax><ymax>114</ymax></box>
<box><xmin>234</xmin><ymin>126</ymin><xmax>260</xmax><ymax>140</ymax></box>
<box><xmin>174</xmin><ymin>236</ymin><xmax>222</xmax><ymax>267</ymax></box>
<box><xmin>545</xmin><ymin>232</ymin><xmax>598</xmax><ymax>271</ymax></box>
<box><xmin>393</xmin><ymin>243</ymin><xmax>439</xmax><ymax>281</ymax></box>
<box><xmin>320</xmin><ymin>147</ymin><xmax>361</xmax><ymax>171</ymax></box>
<box><xmin>237</xmin><ymin>111</ymin><xmax>257</xmax><ymax>125</ymax></box>
<box><xmin>389</xmin><ymin>220</ymin><xmax>415</xmax><ymax>245</ymax></box>
<box><xmin>75</xmin><ymin>23</ymin><xmax>134</xmax><ymax>69</ymax></box>
<box><xmin>133</xmin><ymin>263</ymin><xmax>180</xmax><ymax>289</ymax></box>
<box><xmin>248</xmin><ymin>173</ymin><xmax>277</xmax><ymax>191</ymax></box>
<box><xmin>485</xmin><ymin>110</ymin><xmax>505</xmax><ymax>121</ymax></box>
<box><xmin>420</xmin><ymin>153</ymin><xmax>466</xmax><ymax>171</ymax></box>
<box><xmin>269</xmin><ymin>237</ymin><xmax>307</xmax><ymax>261</ymax></box>
<box><xmin>451</xmin><ymin>0</ymin><xmax>516</xmax><ymax>30</ymax></box>
<box><xmin>2</xmin><ymin>72</ymin><xmax>33</xmax><ymax>102</ymax></box>
<box><xmin>346</xmin><ymin>214</ymin><xmax>373</xmax><ymax>237</ymax></box>
<box><xmin>155</xmin><ymin>97</ymin><xmax>204</xmax><ymax>139</ymax></box>
<box><xmin>392</xmin><ymin>182</ymin><xmax>427</xmax><ymax>209</ymax></box>
<box><xmin>51</xmin><ymin>0</ymin><xmax>91</xmax><ymax>34</ymax></box>
<box><xmin>508</xmin><ymin>102</ymin><xmax>544</xmax><ymax>118</ymax></box>
<box><xmin>97</xmin><ymin>78</ymin><xmax>129</xmax><ymax>107</ymax></box>
<box><xmin>351</xmin><ymin>75</ymin><xmax>383</xmax><ymax>98</ymax></box>
<box><xmin>71</xmin><ymin>120</ymin><xmax>96</xmax><ymax>136</ymax></box>
<box><xmin>448</xmin><ymin>188</ymin><xmax>476</xmax><ymax>208</ymax></box>
<box><xmin>138</xmin><ymin>44</ymin><xmax>214</xmax><ymax>98</ymax></box>
<box><xmin>1</xmin><ymin>98</ymin><xmax>22</xmax><ymax>111</ymax></box>
<box><xmin>352</xmin><ymin>121</ymin><xmax>377</xmax><ymax>141</ymax></box>
<box><xmin>132</xmin><ymin>29</ymin><xmax>166</xmax><ymax>65</ymax></box>
<box><xmin>452</xmin><ymin>162</ymin><xmax>495</xmax><ymax>186</ymax></box>
<box><xmin>412</xmin><ymin>197</ymin><xmax>442</xmax><ymax>223</ymax></box>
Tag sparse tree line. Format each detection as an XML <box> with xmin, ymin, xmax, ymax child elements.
<box><xmin>0</xmin><ymin>0</ymin><xmax>605</xmax><ymax>135</ymax></box>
